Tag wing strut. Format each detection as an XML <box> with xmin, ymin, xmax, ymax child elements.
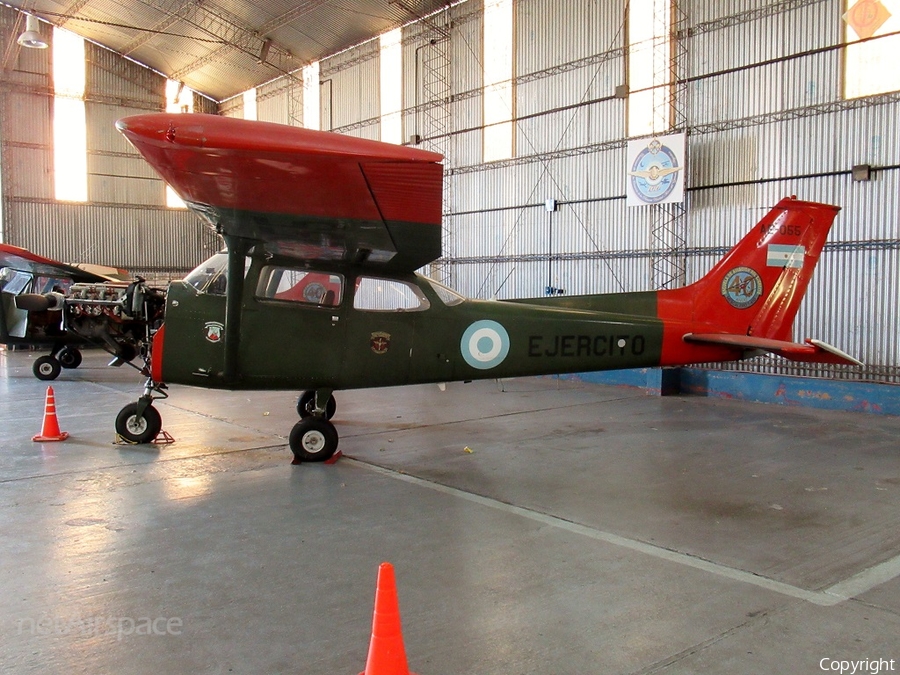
<box><xmin>224</xmin><ymin>237</ymin><xmax>252</xmax><ymax>383</ymax></box>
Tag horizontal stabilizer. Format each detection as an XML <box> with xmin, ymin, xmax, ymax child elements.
<box><xmin>684</xmin><ymin>333</ymin><xmax>863</xmax><ymax>366</ymax></box>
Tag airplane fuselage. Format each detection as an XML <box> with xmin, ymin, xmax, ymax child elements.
<box><xmin>154</xmin><ymin>259</ymin><xmax>683</xmax><ymax>392</ymax></box>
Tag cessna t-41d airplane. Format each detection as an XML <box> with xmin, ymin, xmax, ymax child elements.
<box><xmin>111</xmin><ymin>113</ymin><xmax>860</xmax><ymax>461</ymax></box>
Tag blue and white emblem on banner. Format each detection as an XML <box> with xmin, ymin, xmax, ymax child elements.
<box><xmin>625</xmin><ymin>134</ymin><xmax>686</xmax><ymax>206</ymax></box>
<box><xmin>461</xmin><ymin>320</ymin><xmax>510</xmax><ymax>370</ymax></box>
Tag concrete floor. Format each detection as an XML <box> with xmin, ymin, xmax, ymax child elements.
<box><xmin>1</xmin><ymin>349</ymin><xmax>899</xmax><ymax>675</ymax></box>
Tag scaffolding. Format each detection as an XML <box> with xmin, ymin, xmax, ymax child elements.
<box><xmin>648</xmin><ymin>0</ymin><xmax>689</xmax><ymax>291</ymax></box>
<box><xmin>413</xmin><ymin>4</ymin><xmax>454</xmax><ymax>286</ymax></box>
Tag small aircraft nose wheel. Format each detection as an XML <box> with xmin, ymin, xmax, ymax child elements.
<box><xmin>33</xmin><ymin>355</ymin><xmax>62</xmax><ymax>381</ymax></box>
<box><xmin>58</xmin><ymin>347</ymin><xmax>83</xmax><ymax>369</ymax></box>
<box><xmin>115</xmin><ymin>402</ymin><xmax>162</xmax><ymax>444</ymax></box>
<box><xmin>289</xmin><ymin>417</ymin><xmax>339</xmax><ymax>462</ymax></box>
<box><xmin>297</xmin><ymin>390</ymin><xmax>336</xmax><ymax>420</ymax></box>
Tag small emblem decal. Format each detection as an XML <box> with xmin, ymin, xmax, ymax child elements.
<box><xmin>204</xmin><ymin>321</ymin><xmax>224</xmax><ymax>343</ymax></box>
<box><xmin>370</xmin><ymin>331</ymin><xmax>391</xmax><ymax>355</ymax></box>
<box><xmin>721</xmin><ymin>267</ymin><xmax>763</xmax><ymax>309</ymax></box>
<box><xmin>461</xmin><ymin>320</ymin><xmax>510</xmax><ymax>370</ymax></box>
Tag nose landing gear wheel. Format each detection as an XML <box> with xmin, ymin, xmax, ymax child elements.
<box><xmin>115</xmin><ymin>402</ymin><xmax>162</xmax><ymax>444</ymax></box>
<box><xmin>289</xmin><ymin>417</ymin><xmax>339</xmax><ymax>462</ymax></box>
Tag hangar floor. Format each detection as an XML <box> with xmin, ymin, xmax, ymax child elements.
<box><xmin>2</xmin><ymin>349</ymin><xmax>899</xmax><ymax>675</ymax></box>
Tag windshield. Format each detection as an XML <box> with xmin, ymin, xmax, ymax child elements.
<box><xmin>184</xmin><ymin>253</ymin><xmax>229</xmax><ymax>295</ymax></box>
<box><xmin>426</xmin><ymin>278</ymin><xmax>466</xmax><ymax>306</ymax></box>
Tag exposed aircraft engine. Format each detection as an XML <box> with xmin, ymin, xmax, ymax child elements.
<box><xmin>64</xmin><ymin>280</ymin><xmax>166</xmax><ymax>363</ymax></box>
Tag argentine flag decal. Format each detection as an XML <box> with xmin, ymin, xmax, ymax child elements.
<box><xmin>767</xmin><ymin>244</ymin><xmax>805</xmax><ymax>268</ymax></box>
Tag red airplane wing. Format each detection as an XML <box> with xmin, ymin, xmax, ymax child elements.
<box><xmin>116</xmin><ymin>113</ymin><xmax>444</xmax><ymax>272</ymax></box>
<box><xmin>0</xmin><ymin>243</ymin><xmax>113</xmax><ymax>284</ymax></box>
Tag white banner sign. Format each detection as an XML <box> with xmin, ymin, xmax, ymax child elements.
<box><xmin>625</xmin><ymin>133</ymin><xmax>686</xmax><ymax>207</ymax></box>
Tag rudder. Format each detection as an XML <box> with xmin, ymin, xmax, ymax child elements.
<box><xmin>666</xmin><ymin>197</ymin><xmax>840</xmax><ymax>340</ymax></box>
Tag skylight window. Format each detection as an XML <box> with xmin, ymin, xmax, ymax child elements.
<box><xmin>483</xmin><ymin>0</ymin><xmax>514</xmax><ymax>161</ymax></box>
<box><xmin>243</xmin><ymin>88</ymin><xmax>258</xmax><ymax>121</ymax></box>
<box><xmin>303</xmin><ymin>62</ymin><xmax>320</xmax><ymax>130</ymax></box>
<box><xmin>166</xmin><ymin>79</ymin><xmax>193</xmax><ymax>114</ymax></box>
<box><xmin>165</xmin><ymin>80</ymin><xmax>194</xmax><ymax>208</ymax></box>
<box><xmin>380</xmin><ymin>28</ymin><xmax>403</xmax><ymax>144</ymax></box>
<box><xmin>627</xmin><ymin>0</ymin><xmax>672</xmax><ymax>137</ymax></box>
<box><xmin>52</xmin><ymin>27</ymin><xmax>87</xmax><ymax>202</ymax></box>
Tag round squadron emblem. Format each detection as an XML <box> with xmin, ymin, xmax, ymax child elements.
<box><xmin>721</xmin><ymin>267</ymin><xmax>763</xmax><ymax>309</ymax></box>
<box><xmin>628</xmin><ymin>138</ymin><xmax>682</xmax><ymax>204</ymax></box>
<box><xmin>461</xmin><ymin>320</ymin><xmax>510</xmax><ymax>370</ymax></box>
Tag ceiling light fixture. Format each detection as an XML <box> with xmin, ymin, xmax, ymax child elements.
<box><xmin>18</xmin><ymin>14</ymin><xmax>49</xmax><ymax>49</ymax></box>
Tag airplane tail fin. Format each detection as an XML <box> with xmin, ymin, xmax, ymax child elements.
<box><xmin>659</xmin><ymin>197</ymin><xmax>861</xmax><ymax>366</ymax></box>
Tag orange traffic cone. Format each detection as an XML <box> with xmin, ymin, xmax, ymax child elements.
<box><xmin>359</xmin><ymin>563</ymin><xmax>417</xmax><ymax>675</ymax></box>
<box><xmin>32</xmin><ymin>386</ymin><xmax>69</xmax><ymax>442</ymax></box>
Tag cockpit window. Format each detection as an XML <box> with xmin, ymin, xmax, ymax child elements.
<box><xmin>353</xmin><ymin>277</ymin><xmax>430</xmax><ymax>311</ymax></box>
<box><xmin>0</xmin><ymin>269</ymin><xmax>32</xmax><ymax>295</ymax></box>
<box><xmin>185</xmin><ymin>253</ymin><xmax>229</xmax><ymax>295</ymax></box>
<box><xmin>256</xmin><ymin>267</ymin><xmax>343</xmax><ymax>307</ymax></box>
<box><xmin>426</xmin><ymin>278</ymin><xmax>466</xmax><ymax>306</ymax></box>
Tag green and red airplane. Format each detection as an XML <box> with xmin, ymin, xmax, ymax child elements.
<box><xmin>111</xmin><ymin>112</ymin><xmax>860</xmax><ymax>462</ymax></box>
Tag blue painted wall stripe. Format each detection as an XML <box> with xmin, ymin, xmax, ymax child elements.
<box><xmin>565</xmin><ymin>368</ymin><xmax>900</xmax><ymax>416</ymax></box>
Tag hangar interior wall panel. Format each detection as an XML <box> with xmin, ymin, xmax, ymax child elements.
<box><xmin>255</xmin><ymin>78</ymin><xmax>295</xmax><ymax>126</ymax></box>
<box><xmin>86</xmin><ymin>42</ymin><xmax>163</xmax><ymax>110</ymax></box>
<box><xmin>449</xmin><ymin>4</ymin><xmax>483</xmax><ymax>99</ymax></box>
<box><xmin>219</xmin><ymin>96</ymin><xmax>244</xmax><ymax>118</ymax></box>
<box><xmin>517</xmin><ymin>0</ymin><xmax>623</xmax><ymax>77</ymax></box>
<box><xmin>0</xmin><ymin>5</ymin><xmax>216</xmax><ymax>275</ymax></box>
<box><xmin>323</xmin><ymin>42</ymin><xmax>380</xmax><ymax>134</ymax></box>
<box><xmin>9</xmin><ymin>201</ymin><xmax>219</xmax><ymax>273</ymax></box>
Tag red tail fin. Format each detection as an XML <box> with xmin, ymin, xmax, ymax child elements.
<box><xmin>662</xmin><ymin>197</ymin><xmax>839</xmax><ymax>339</ymax></box>
<box><xmin>658</xmin><ymin>198</ymin><xmax>858</xmax><ymax>366</ymax></box>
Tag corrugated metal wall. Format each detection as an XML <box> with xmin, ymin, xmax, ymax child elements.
<box><xmin>0</xmin><ymin>6</ymin><xmax>220</xmax><ymax>279</ymax></box>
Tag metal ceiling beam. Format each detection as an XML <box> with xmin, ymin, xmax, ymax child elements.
<box><xmin>120</xmin><ymin>0</ymin><xmax>201</xmax><ymax>55</ymax></box>
<box><xmin>130</xmin><ymin>0</ymin><xmax>298</xmax><ymax>82</ymax></box>
<box><xmin>257</xmin><ymin>0</ymin><xmax>332</xmax><ymax>36</ymax></box>
<box><xmin>56</xmin><ymin>0</ymin><xmax>94</xmax><ymax>28</ymax></box>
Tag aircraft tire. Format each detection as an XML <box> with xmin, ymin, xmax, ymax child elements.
<box><xmin>33</xmin><ymin>356</ymin><xmax>62</xmax><ymax>381</ymax></box>
<box><xmin>297</xmin><ymin>390</ymin><xmax>336</xmax><ymax>420</ymax></box>
<box><xmin>289</xmin><ymin>417</ymin><xmax>339</xmax><ymax>462</ymax></box>
<box><xmin>58</xmin><ymin>348</ymin><xmax>83</xmax><ymax>369</ymax></box>
<box><xmin>115</xmin><ymin>403</ymin><xmax>162</xmax><ymax>444</ymax></box>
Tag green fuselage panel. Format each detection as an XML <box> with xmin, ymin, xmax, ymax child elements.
<box><xmin>159</xmin><ymin>273</ymin><xmax>665</xmax><ymax>391</ymax></box>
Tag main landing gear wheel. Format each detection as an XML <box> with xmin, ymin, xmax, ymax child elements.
<box><xmin>58</xmin><ymin>347</ymin><xmax>82</xmax><ymax>369</ymax></box>
<box><xmin>115</xmin><ymin>402</ymin><xmax>162</xmax><ymax>444</ymax></box>
<box><xmin>297</xmin><ymin>390</ymin><xmax>336</xmax><ymax>420</ymax></box>
<box><xmin>289</xmin><ymin>417</ymin><xmax>339</xmax><ymax>462</ymax></box>
<box><xmin>33</xmin><ymin>355</ymin><xmax>61</xmax><ymax>381</ymax></box>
